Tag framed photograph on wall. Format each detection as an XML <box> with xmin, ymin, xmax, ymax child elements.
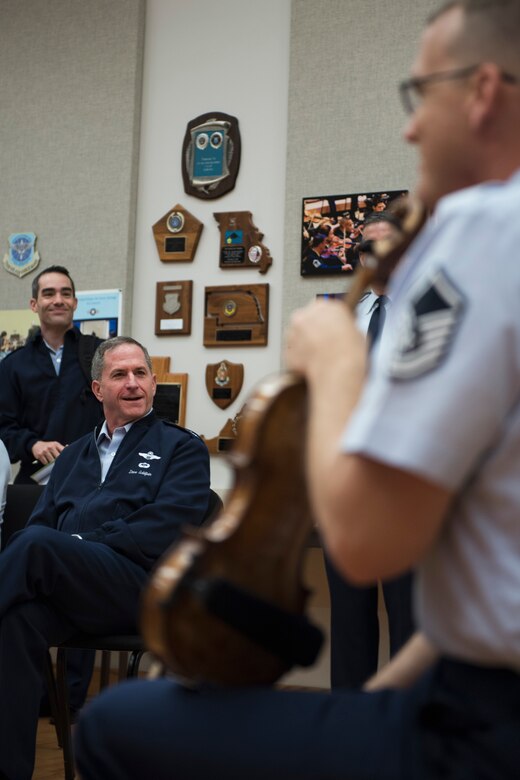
<box><xmin>301</xmin><ymin>189</ymin><xmax>407</xmax><ymax>277</ymax></box>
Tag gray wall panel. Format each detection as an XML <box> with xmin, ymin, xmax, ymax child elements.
<box><xmin>0</xmin><ymin>0</ymin><xmax>145</xmax><ymax>328</ymax></box>
<box><xmin>283</xmin><ymin>0</ymin><xmax>440</xmax><ymax>333</ymax></box>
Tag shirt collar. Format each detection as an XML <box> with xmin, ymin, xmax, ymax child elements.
<box><xmin>42</xmin><ymin>338</ymin><xmax>64</xmax><ymax>355</ymax></box>
<box><xmin>96</xmin><ymin>419</ymin><xmax>135</xmax><ymax>445</ymax></box>
<box><xmin>367</xmin><ymin>293</ymin><xmax>389</xmax><ymax>313</ymax></box>
<box><xmin>95</xmin><ymin>407</ymin><xmax>154</xmax><ymax>444</ymax></box>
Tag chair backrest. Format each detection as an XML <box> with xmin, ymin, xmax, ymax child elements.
<box><xmin>1</xmin><ymin>483</ymin><xmax>44</xmax><ymax>551</ymax></box>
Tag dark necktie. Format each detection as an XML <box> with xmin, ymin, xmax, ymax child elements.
<box><xmin>367</xmin><ymin>295</ymin><xmax>388</xmax><ymax>352</ymax></box>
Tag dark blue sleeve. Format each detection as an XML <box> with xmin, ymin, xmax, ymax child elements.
<box><xmin>79</xmin><ymin>433</ymin><xmax>210</xmax><ymax>569</ymax></box>
<box><xmin>0</xmin><ymin>356</ymin><xmax>38</xmax><ymax>462</ymax></box>
<box><xmin>26</xmin><ymin>474</ymin><xmax>60</xmax><ymax>529</ymax></box>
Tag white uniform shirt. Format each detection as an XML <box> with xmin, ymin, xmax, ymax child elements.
<box><xmin>343</xmin><ymin>170</ymin><xmax>520</xmax><ymax>668</ymax></box>
<box><xmin>356</xmin><ymin>291</ymin><xmax>381</xmax><ymax>334</ymax></box>
<box><xmin>96</xmin><ymin>421</ymin><xmax>133</xmax><ymax>483</ymax></box>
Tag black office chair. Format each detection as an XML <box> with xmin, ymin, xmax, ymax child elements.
<box><xmin>52</xmin><ymin>487</ymin><xmax>224</xmax><ymax>780</ymax></box>
<box><xmin>1</xmin><ymin>483</ymin><xmax>44</xmax><ymax>550</ymax></box>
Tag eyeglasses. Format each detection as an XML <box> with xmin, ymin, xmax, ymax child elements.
<box><xmin>399</xmin><ymin>64</ymin><xmax>519</xmax><ymax>114</ymax></box>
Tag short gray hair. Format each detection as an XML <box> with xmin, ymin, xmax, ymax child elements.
<box><xmin>91</xmin><ymin>337</ymin><xmax>153</xmax><ymax>382</ymax></box>
<box><xmin>430</xmin><ymin>0</ymin><xmax>520</xmax><ymax>73</ymax></box>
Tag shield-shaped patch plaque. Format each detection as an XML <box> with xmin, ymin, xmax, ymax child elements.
<box><xmin>205</xmin><ymin>360</ymin><xmax>244</xmax><ymax>409</ymax></box>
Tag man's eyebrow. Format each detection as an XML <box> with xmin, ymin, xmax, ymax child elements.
<box><xmin>109</xmin><ymin>364</ymin><xmax>148</xmax><ymax>375</ymax></box>
<box><xmin>40</xmin><ymin>286</ymin><xmax>74</xmax><ymax>294</ymax></box>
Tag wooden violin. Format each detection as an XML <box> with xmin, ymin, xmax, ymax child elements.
<box><xmin>140</xmin><ymin>197</ymin><xmax>426</xmax><ymax>687</ymax></box>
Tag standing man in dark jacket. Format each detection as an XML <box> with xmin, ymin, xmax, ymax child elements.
<box><xmin>0</xmin><ymin>265</ymin><xmax>104</xmax><ymax>716</ymax></box>
<box><xmin>0</xmin><ymin>336</ymin><xmax>211</xmax><ymax>780</ymax></box>
<box><xmin>0</xmin><ymin>264</ymin><xmax>103</xmax><ymax>484</ymax></box>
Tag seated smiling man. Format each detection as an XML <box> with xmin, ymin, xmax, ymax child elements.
<box><xmin>0</xmin><ymin>336</ymin><xmax>210</xmax><ymax>780</ymax></box>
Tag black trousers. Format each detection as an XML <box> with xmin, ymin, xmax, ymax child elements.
<box><xmin>10</xmin><ymin>470</ymin><xmax>95</xmax><ymax>711</ymax></box>
<box><xmin>0</xmin><ymin>525</ymin><xmax>147</xmax><ymax>780</ymax></box>
<box><xmin>325</xmin><ymin>554</ymin><xmax>414</xmax><ymax>687</ymax></box>
<box><xmin>74</xmin><ymin>658</ymin><xmax>520</xmax><ymax>780</ymax></box>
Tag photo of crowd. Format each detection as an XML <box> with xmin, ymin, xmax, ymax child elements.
<box><xmin>301</xmin><ymin>189</ymin><xmax>407</xmax><ymax>276</ymax></box>
<box><xmin>0</xmin><ymin>328</ymin><xmax>32</xmax><ymax>360</ymax></box>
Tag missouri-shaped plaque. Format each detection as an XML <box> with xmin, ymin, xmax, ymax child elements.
<box><xmin>214</xmin><ymin>211</ymin><xmax>272</xmax><ymax>275</ymax></box>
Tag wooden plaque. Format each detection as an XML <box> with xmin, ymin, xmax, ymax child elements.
<box><xmin>152</xmin><ymin>203</ymin><xmax>203</xmax><ymax>263</ymax></box>
<box><xmin>155</xmin><ymin>280</ymin><xmax>192</xmax><ymax>336</ymax></box>
<box><xmin>201</xmin><ymin>418</ymin><xmax>237</xmax><ymax>455</ymax></box>
<box><xmin>153</xmin><ymin>373</ymin><xmax>188</xmax><ymax>427</ymax></box>
<box><xmin>150</xmin><ymin>356</ymin><xmax>171</xmax><ymax>381</ymax></box>
<box><xmin>214</xmin><ymin>211</ymin><xmax>272</xmax><ymax>274</ymax></box>
<box><xmin>205</xmin><ymin>360</ymin><xmax>244</xmax><ymax>409</ymax></box>
<box><xmin>182</xmin><ymin>112</ymin><xmax>241</xmax><ymax>200</ymax></box>
<box><xmin>203</xmin><ymin>283</ymin><xmax>269</xmax><ymax>347</ymax></box>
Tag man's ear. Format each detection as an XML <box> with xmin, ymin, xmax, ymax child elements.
<box><xmin>151</xmin><ymin>373</ymin><xmax>157</xmax><ymax>398</ymax></box>
<box><xmin>467</xmin><ymin>62</ymin><xmax>502</xmax><ymax>130</ymax></box>
<box><xmin>29</xmin><ymin>298</ymin><xmax>38</xmax><ymax>314</ymax></box>
<box><xmin>92</xmin><ymin>379</ymin><xmax>103</xmax><ymax>403</ymax></box>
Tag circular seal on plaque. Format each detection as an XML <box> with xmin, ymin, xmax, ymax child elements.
<box><xmin>196</xmin><ymin>132</ymin><xmax>209</xmax><ymax>150</ymax></box>
<box><xmin>210</xmin><ymin>131</ymin><xmax>223</xmax><ymax>149</ymax></box>
<box><xmin>166</xmin><ymin>211</ymin><xmax>185</xmax><ymax>233</ymax></box>
<box><xmin>89</xmin><ymin>308</ymin><xmax>98</xmax><ymax>316</ymax></box>
<box><xmin>223</xmin><ymin>299</ymin><xmax>237</xmax><ymax>317</ymax></box>
<box><xmin>248</xmin><ymin>245</ymin><xmax>262</xmax><ymax>264</ymax></box>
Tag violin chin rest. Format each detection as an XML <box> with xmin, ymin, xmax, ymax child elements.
<box><xmin>186</xmin><ymin>574</ymin><xmax>324</xmax><ymax>668</ymax></box>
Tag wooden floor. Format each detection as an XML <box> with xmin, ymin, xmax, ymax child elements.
<box><xmin>34</xmin><ymin>718</ymin><xmax>68</xmax><ymax>780</ymax></box>
<box><xmin>34</xmin><ymin>666</ymin><xmax>117</xmax><ymax>780</ymax></box>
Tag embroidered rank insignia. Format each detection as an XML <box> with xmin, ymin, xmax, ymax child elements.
<box><xmin>388</xmin><ymin>270</ymin><xmax>465</xmax><ymax>380</ymax></box>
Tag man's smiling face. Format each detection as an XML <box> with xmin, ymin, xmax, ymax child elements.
<box><xmin>92</xmin><ymin>343</ymin><xmax>156</xmax><ymax>434</ymax></box>
<box><xmin>30</xmin><ymin>271</ymin><xmax>77</xmax><ymax>331</ymax></box>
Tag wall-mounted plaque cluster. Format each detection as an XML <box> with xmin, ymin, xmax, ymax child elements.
<box><xmin>149</xmin><ymin>112</ymin><xmax>277</xmax><ymax>451</ymax></box>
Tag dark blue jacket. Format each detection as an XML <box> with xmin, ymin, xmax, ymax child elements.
<box><xmin>0</xmin><ymin>327</ymin><xmax>103</xmax><ymax>478</ymax></box>
<box><xmin>28</xmin><ymin>412</ymin><xmax>210</xmax><ymax>570</ymax></box>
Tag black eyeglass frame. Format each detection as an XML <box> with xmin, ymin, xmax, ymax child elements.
<box><xmin>399</xmin><ymin>64</ymin><xmax>519</xmax><ymax>114</ymax></box>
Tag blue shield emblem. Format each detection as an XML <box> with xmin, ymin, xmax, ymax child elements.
<box><xmin>3</xmin><ymin>232</ymin><xmax>41</xmax><ymax>278</ymax></box>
